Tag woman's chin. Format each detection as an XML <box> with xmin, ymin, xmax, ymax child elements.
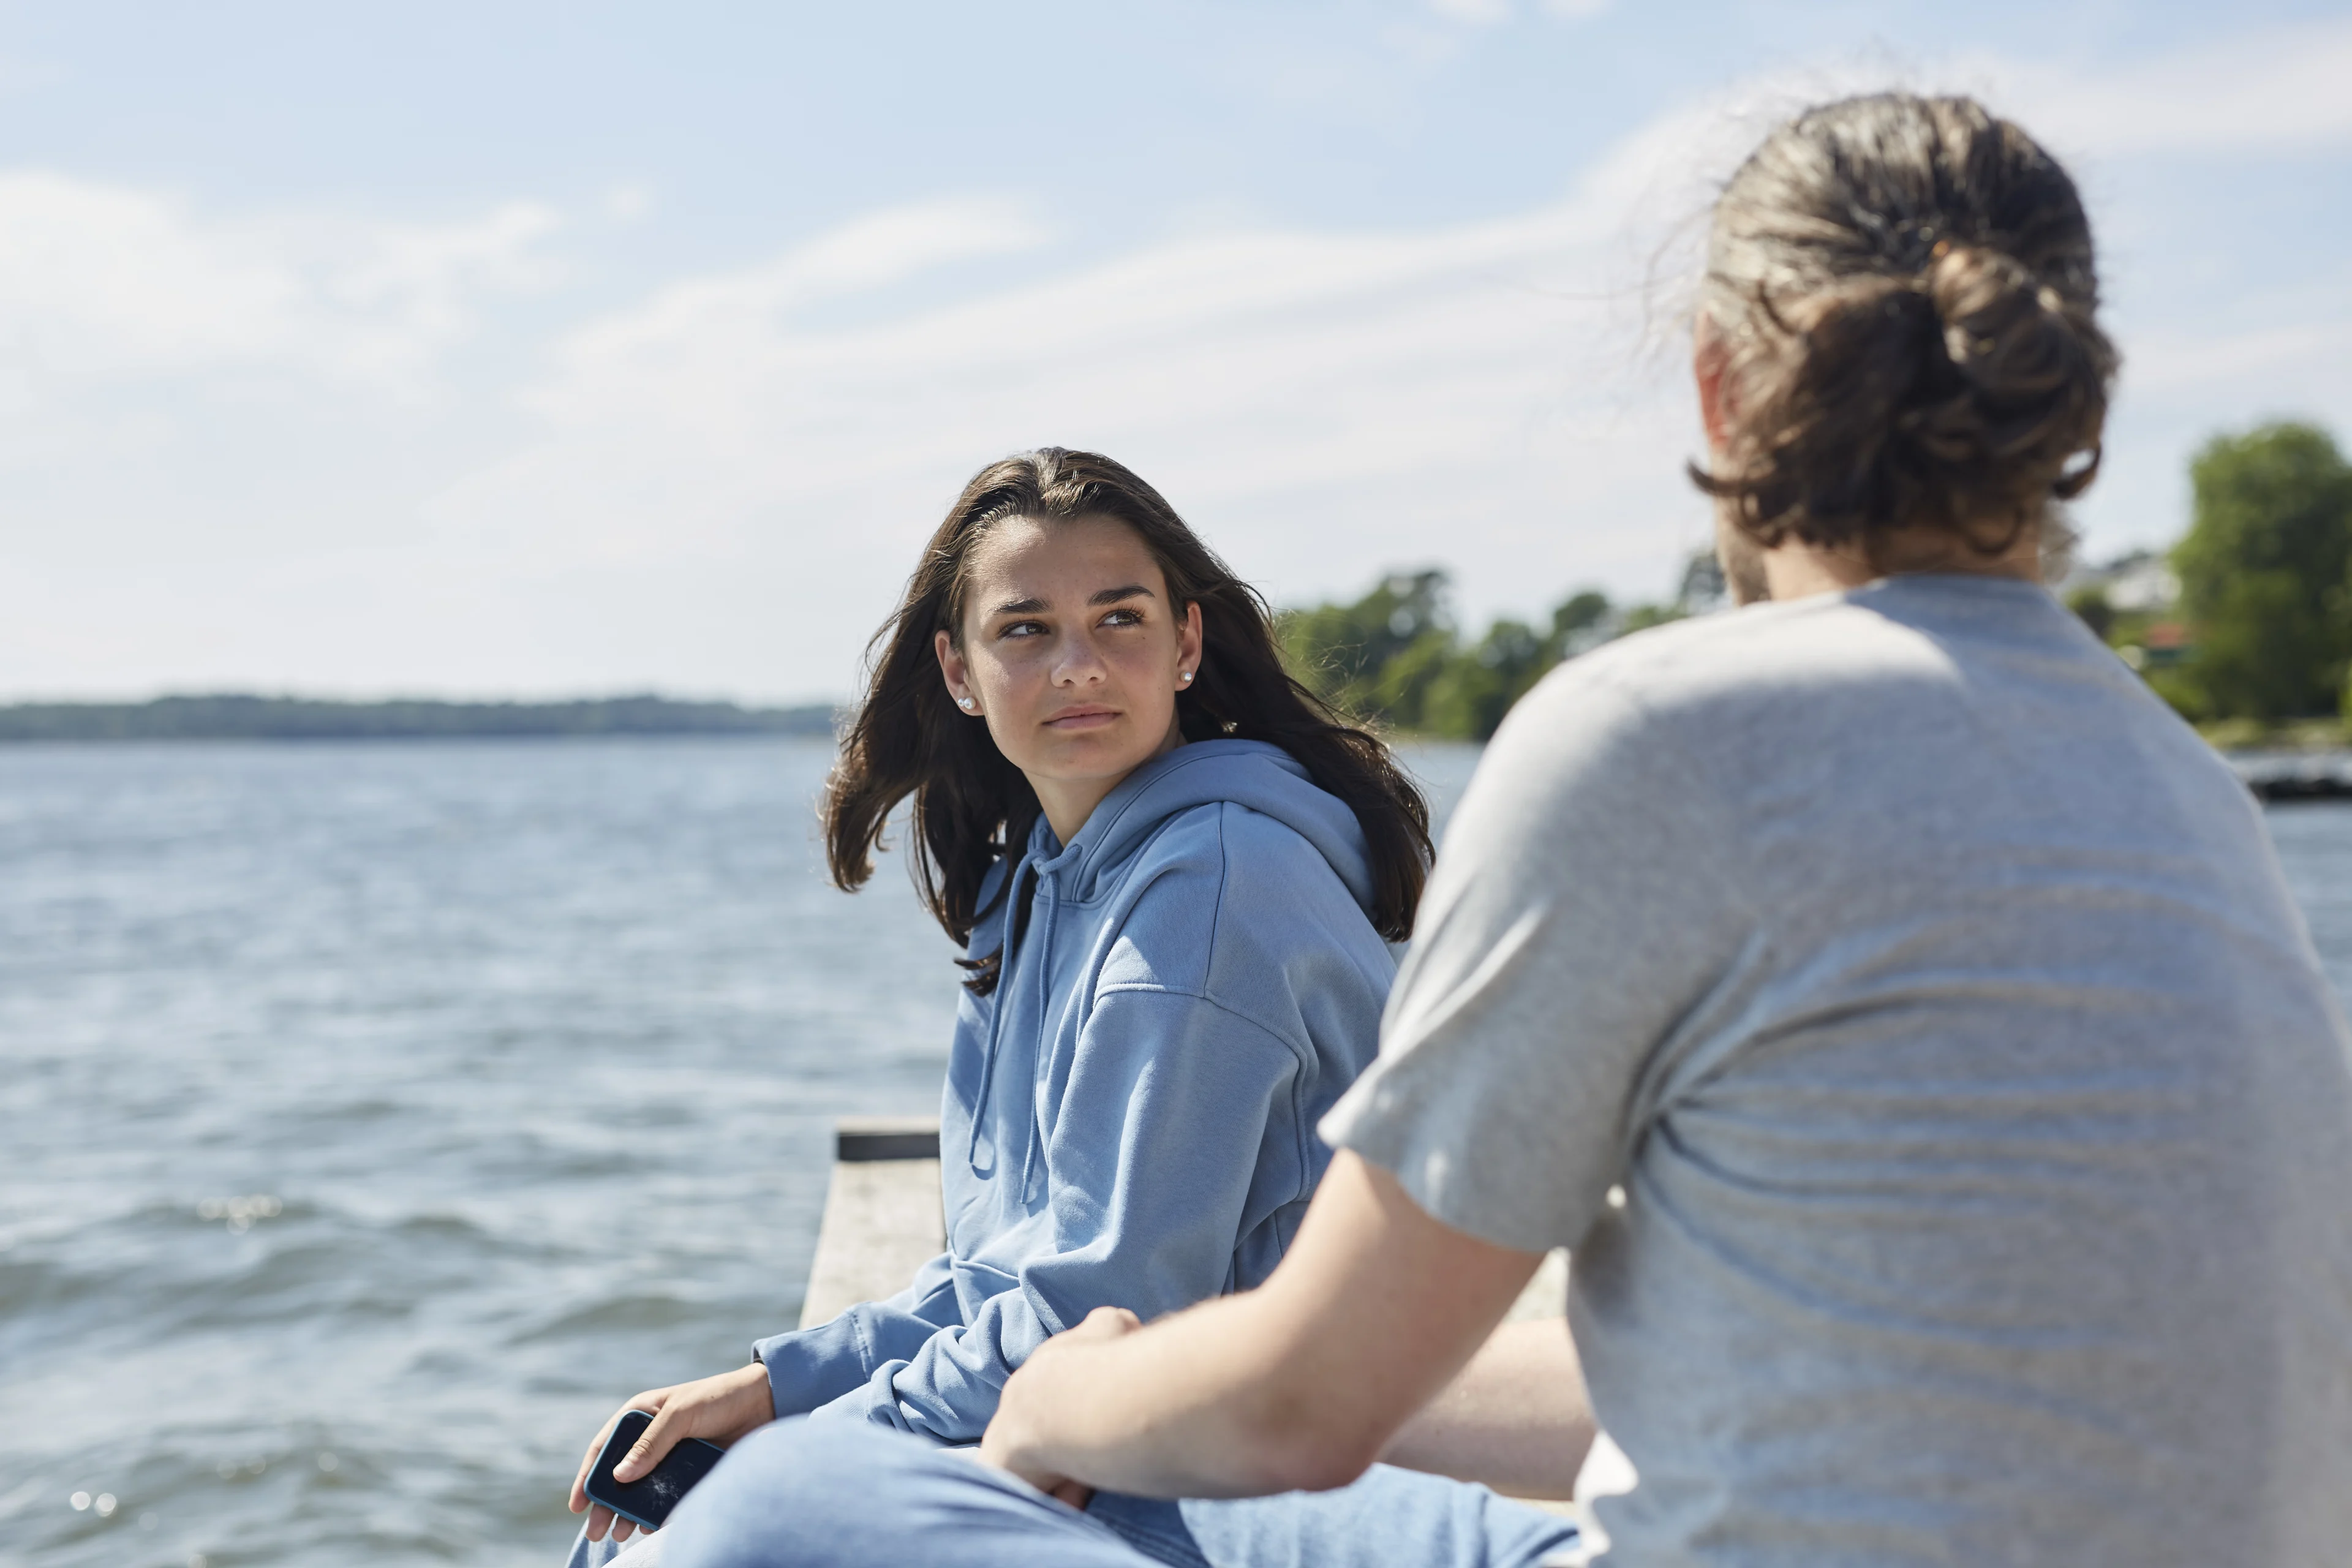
<box><xmin>1029</xmin><ymin>733</ymin><xmax>1156</xmax><ymax>784</ymax></box>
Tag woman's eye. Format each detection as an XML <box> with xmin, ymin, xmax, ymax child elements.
<box><xmin>1101</xmin><ymin>608</ymin><xmax>1144</xmax><ymax>627</ymax></box>
<box><xmin>998</xmin><ymin>620</ymin><xmax>1047</xmax><ymax>639</ymax></box>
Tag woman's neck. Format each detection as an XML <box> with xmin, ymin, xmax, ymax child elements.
<box><xmin>1029</xmin><ymin>712</ymin><xmax>1189</xmax><ymax>849</ymax></box>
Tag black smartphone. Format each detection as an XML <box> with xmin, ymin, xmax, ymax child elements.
<box><xmin>583</xmin><ymin>1409</ymin><xmax>727</xmax><ymax>1532</ymax></box>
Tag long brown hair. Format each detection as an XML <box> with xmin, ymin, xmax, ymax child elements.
<box><xmin>1690</xmin><ymin>94</ymin><xmax>2118</xmax><ymax>562</ymax></box>
<box><xmin>826</xmin><ymin>448</ymin><xmax>1432</xmax><ymax>981</ymax></box>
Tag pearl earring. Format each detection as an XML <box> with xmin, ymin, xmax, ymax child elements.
<box><xmin>958</xmin><ymin>696</ymin><xmax>976</xmax><ymax>710</ymax></box>
<box><xmin>1179</xmin><ymin>670</ymin><xmax>1194</xmax><ymax>685</ymax></box>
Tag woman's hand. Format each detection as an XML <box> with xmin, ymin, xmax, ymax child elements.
<box><xmin>978</xmin><ymin>1305</ymin><xmax>1142</xmax><ymax>1509</ymax></box>
<box><xmin>568</xmin><ymin>1362</ymin><xmax>776</xmax><ymax>1544</ymax></box>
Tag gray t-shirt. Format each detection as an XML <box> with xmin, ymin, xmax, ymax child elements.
<box><xmin>1324</xmin><ymin>575</ymin><xmax>2352</xmax><ymax>1567</ymax></box>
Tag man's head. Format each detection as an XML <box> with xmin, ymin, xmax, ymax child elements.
<box><xmin>1689</xmin><ymin>94</ymin><xmax>2117</xmax><ymax>601</ymax></box>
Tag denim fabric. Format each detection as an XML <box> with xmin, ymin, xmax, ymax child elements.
<box><xmin>563</xmin><ymin>1520</ymin><xmax>663</xmax><ymax>1567</ymax></box>
<box><xmin>1088</xmin><ymin>1468</ymin><xmax>1583</xmax><ymax>1568</ymax></box>
<box><xmin>624</xmin><ymin>1419</ymin><xmax>1581</xmax><ymax>1568</ymax></box>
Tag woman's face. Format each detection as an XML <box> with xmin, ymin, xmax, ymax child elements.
<box><xmin>935</xmin><ymin>513</ymin><xmax>1204</xmax><ymax>844</ymax></box>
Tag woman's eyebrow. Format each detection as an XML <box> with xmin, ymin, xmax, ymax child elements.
<box><xmin>985</xmin><ymin>584</ymin><xmax>1152</xmax><ymax>617</ymax></box>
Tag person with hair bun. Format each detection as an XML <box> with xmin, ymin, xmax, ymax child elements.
<box><xmin>634</xmin><ymin>96</ymin><xmax>2352</xmax><ymax>1568</ymax></box>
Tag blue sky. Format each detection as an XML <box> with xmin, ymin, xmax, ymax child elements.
<box><xmin>2</xmin><ymin>1</ymin><xmax>2348</xmax><ymax>703</ymax></box>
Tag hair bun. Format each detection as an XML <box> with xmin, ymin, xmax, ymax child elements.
<box><xmin>1692</xmin><ymin>94</ymin><xmax>2121</xmax><ymax>552</ymax></box>
<box><xmin>1918</xmin><ymin>241</ymin><xmax>2109</xmax><ymax>489</ymax></box>
<box><xmin>1928</xmin><ymin>246</ymin><xmax>2075</xmax><ymax>398</ymax></box>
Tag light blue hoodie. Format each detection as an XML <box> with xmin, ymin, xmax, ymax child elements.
<box><xmin>750</xmin><ymin>739</ymin><xmax>1396</xmax><ymax>1442</ymax></box>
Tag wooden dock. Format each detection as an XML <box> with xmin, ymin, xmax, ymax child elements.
<box><xmin>799</xmin><ymin>1117</ymin><xmax>947</xmax><ymax>1329</ymax></box>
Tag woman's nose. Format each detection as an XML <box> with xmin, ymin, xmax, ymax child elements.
<box><xmin>1052</xmin><ymin>631</ymin><xmax>1109</xmax><ymax>685</ymax></box>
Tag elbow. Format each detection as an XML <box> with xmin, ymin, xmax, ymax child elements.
<box><xmin>1264</xmin><ymin>1442</ymin><xmax>1380</xmax><ymax>1496</ymax></box>
<box><xmin>1239</xmin><ymin>1398</ymin><xmax>1388</xmax><ymax>1496</ymax></box>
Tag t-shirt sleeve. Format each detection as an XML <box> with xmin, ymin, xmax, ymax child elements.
<box><xmin>1319</xmin><ymin>665</ymin><xmax>1751</xmax><ymax>1254</ymax></box>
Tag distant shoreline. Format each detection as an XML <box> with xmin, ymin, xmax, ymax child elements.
<box><xmin>0</xmin><ymin>694</ymin><xmax>841</xmax><ymax>742</ymax></box>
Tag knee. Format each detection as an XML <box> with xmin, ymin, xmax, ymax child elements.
<box><xmin>658</xmin><ymin>1419</ymin><xmax>945</xmax><ymax>1568</ymax></box>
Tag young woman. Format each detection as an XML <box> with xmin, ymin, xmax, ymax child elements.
<box><xmin>565</xmin><ymin>448</ymin><xmax>1431</xmax><ymax>1556</ymax></box>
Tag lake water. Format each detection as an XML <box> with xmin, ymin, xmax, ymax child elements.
<box><xmin>3</xmin><ymin>738</ymin><xmax>2347</xmax><ymax>1568</ymax></box>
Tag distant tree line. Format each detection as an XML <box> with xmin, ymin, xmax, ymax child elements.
<box><xmin>2067</xmin><ymin>420</ymin><xmax>2352</xmax><ymax>733</ymax></box>
<box><xmin>0</xmin><ymin>693</ymin><xmax>840</xmax><ymax>742</ymax></box>
<box><xmin>1278</xmin><ymin>558</ymin><xmax>1717</xmax><ymax>742</ymax></box>
<box><xmin>1288</xmin><ymin>420</ymin><xmax>2351</xmax><ymax>747</ymax></box>
<box><xmin>16</xmin><ymin>424</ymin><xmax>2340</xmax><ymax>750</ymax></box>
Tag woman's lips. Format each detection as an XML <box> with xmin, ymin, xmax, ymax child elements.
<box><xmin>1044</xmin><ymin>707</ymin><xmax>1119</xmax><ymax>730</ymax></box>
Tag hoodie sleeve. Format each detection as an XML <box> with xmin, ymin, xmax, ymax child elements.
<box><xmin>799</xmin><ymin>987</ymin><xmax>1311</xmax><ymax>1442</ymax></box>
<box><xmin>747</xmin><ymin>1250</ymin><xmax>965</xmax><ymax>1419</ymax></box>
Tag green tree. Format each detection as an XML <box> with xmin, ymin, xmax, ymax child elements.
<box><xmin>1616</xmin><ymin>603</ymin><xmax>1685</xmax><ymax>636</ymax></box>
<box><xmin>2065</xmin><ymin>585</ymin><xmax>2117</xmax><ymax>643</ymax></box>
<box><xmin>1422</xmin><ymin>619</ymin><xmax>1549</xmax><ymax>740</ymax></box>
<box><xmin>1283</xmin><ymin>571</ymin><xmax>1698</xmax><ymax>741</ymax></box>
<box><xmin>1368</xmin><ymin>629</ymin><xmax>1455</xmax><ymax>733</ymax></box>
<box><xmin>1277</xmin><ymin>569</ymin><xmax>1452</xmax><ymax>718</ymax></box>
<box><xmin>1545</xmin><ymin>590</ymin><xmax>1612</xmax><ymax>660</ymax></box>
<box><xmin>2169</xmin><ymin>422</ymin><xmax>2352</xmax><ymax>721</ymax></box>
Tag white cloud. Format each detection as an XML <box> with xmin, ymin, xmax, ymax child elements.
<box><xmin>1425</xmin><ymin>0</ymin><xmax>1612</xmax><ymax>21</ymax></box>
<box><xmin>0</xmin><ymin>18</ymin><xmax>2345</xmax><ymax>701</ymax></box>
<box><xmin>540</xmin><ymin>195</ymin><xmax>1050</xmax><ymax>417</ymax></box>
<box><xmin>1425</xmin><ymin>0</ymin><xmax>1512</xmax><ymax>23</ymax></box>
<box><xmin>407</xmin><ymin>21</ymin><xmax>2352</xmax><ymax>701</ymax></box>
<box><xmin>603</xmin><ymin>181</ymin><xmax>653</xmax><ymax>223</ymax></box>
<box><xmin>422</xmin><ymin>168</ymin><xmax>1702</xmax><ymax>696</ymax></box>
<box><xmin>1991</xmin><ymin>15</ymin><xmax>2352</xmax><ymax>159</ymax></box>
<box><xmin>0</xmin><ymin>172</ymin><xmax>559</xmax><ymax>391</ymax></box>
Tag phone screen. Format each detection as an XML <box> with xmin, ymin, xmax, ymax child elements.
<box><xmin>584</xmin><ymin>1409</ymin><xmax>727</xmax><ymax>1531</ymax></box>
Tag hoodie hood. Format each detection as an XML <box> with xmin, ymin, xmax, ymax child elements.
<box><xmin>1025</xmin><ymin>738</ymin><xmax>1376</xmax><ymax>916</ymax></box>
<box><xmin>959</xmin><ymin>737</ymin><xmax>1375</xmax><ymax>1185</ymax></box>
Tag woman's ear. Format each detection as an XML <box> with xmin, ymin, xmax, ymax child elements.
<box><xmin>1694</xmin><ymin>312</ymin><xmax>1735</xmax><ymax>456</ymax></box>
<box><xmin>1177</xmin><ymin>601</ymin><xmax>1204</xmax><ymax>688</ymax></box>
<box><xmin>935</xmin><ymin>628</ymin><xmax>979</xmax><ymax>714</ymax></box>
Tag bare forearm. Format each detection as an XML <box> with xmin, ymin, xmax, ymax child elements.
<box><xmin>1378</xmin><ymin>1317</ymin><xmax>1595</xmax><ymax>1499</ymax></box>
<box><xmin>982</xmin><ymin>1155</ymin><xmax>1545</xmax><ymax>1502</ymax></box>
<box><xmin>986</xmin><ymin>1294</ymin><xmax>1349</xmax><ymax>1498</ymax></box>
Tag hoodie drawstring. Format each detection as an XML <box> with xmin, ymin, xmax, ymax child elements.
<box><xmin>964</xmin><ymin>864</ymin><xmax>1036</xmax><ymax>1174</ymax></box>
<box><xmin>1016</xmin><ymin>872</ymin><xmax>1060</xmax><ymax>1200</ymax></box>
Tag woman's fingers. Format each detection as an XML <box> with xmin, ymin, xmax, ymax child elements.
<box><xmin>571</xmin><ymin>1411</ymin><xmax>623</xmax><ymax>1512</ymax></box>
<box><xmin>613</xmin><ymin>1398</ymin><xmax>685</xmax><ymax>1483</ymax></box>
<box><xmin>571</xmin><ymin>1422</ymin><xmax>619</xmax><ymax>1508</ymax></box>
<box><xmin>575</xmin><ymin>1390</ymin><xmax>670</xmax><ymax>1502</ymax></box>
<box><xmin>584</xmin><ymin>1503</ymin><xmax>617</xmax><ymax>1543</ymax></box>
<box><xmin>609</xmin><ymin>1366</ymin><xmax>774</xmax><ymax>1480</ymax></box>
<box><xmin>1072</xmin><ymin>1305</ymin><xmax>1143</xmax><ymax>1341</ymax></box>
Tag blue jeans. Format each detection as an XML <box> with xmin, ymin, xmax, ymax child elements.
<box><xmin>567</xmin><ymin>1419</ymin><xmax>1582</xmax><ymax>1568</ymax></box>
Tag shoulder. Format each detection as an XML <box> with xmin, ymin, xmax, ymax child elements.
<box><xmin>1095</xmin><ymin>801</ymin><xmax>1385</xmax><ymax>1001</ymax></box>
<box><xmin>1110</xmin><ymin>799</ymin><xmax>1363</xmax><ymax>929</ymax></box>
<box><xmin>1541</xmin><ymin>596</ymin><xmax>1900</xmax><ymax>711</ymax></box>
<box><xmin>1496</xmin><ymin>595</ymin><xmax>1948</xmax><ymax>782</ymax></box>
<box><xmin>1441</xmin><ymin>619</ymin><xmax>1793</xmax><ymax>887</ymax></box>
